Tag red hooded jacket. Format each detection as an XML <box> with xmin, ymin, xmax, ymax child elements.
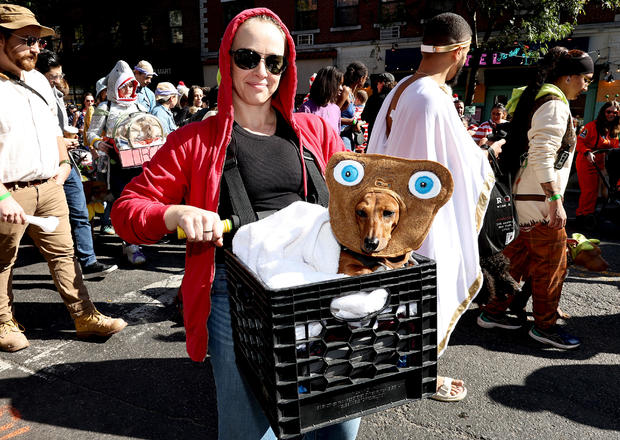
<box><xmin>111</xmin><ymin>8</ymin><xmax>344</xmax><ymax>361</ymax></box>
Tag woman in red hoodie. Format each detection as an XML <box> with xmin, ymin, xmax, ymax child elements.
<box><xmin>111</xmin><ymin>8</ymin><xmax>358</xmax><ymax>440</ymax></box>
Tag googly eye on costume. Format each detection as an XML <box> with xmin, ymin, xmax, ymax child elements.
<box><xmin>408</xmin><ymin>171</ymin><xmax>441</xmax><ymax>199</ymax></box>
<box><xmin>333</xmin><ymin>160</ymin><xmax>365</xmax><ymax>186</ymax></box>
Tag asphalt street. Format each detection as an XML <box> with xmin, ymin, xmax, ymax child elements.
<box><xmin>0</xmin><ymin>193</ymin><xmax>619</xmax><ymax>440</ymax></box>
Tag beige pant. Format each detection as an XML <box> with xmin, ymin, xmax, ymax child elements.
<box><xmin>0</xmin><ymin>180</ymin><xmax>94</xmax><ymax>322</ymax></box>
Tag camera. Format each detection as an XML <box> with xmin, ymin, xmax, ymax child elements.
<box><xmin>67</xmin><ymin>103</ymin><xmax>77</xmax><ymax>113</ymax></box>
<box><xmin>487</xmin><ymin>122</ymin><xmax>510</xmax><ymax>143</ymax></box>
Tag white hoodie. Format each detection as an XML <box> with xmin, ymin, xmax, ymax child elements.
<box><xmin>86</xmin><ymin>60</ymin><xmax>146</xmax><ymax>147</ymax></box>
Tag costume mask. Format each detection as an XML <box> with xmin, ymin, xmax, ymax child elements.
<box><xmin>326</xmin><ymin>151</ymin><xmax>454</xmax><ymax>257</ymax></box>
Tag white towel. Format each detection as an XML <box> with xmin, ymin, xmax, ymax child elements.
<box><xmin>232</xmin><ymin>201</ymin><xmax>346</xmax><ymax>289</ymax></box>
<box><xmin>330</xmin><ymin>288</ymin><xmax>389</xmax><ymax>320</ymax></box>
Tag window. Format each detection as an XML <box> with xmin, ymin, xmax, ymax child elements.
<box><xmin>335</xmin><ymin>0</ymin><xmax>359</xmax><ymax>28</ymax></box>
<box><xmin>222</xmin><ymin>0</ymin><xmax>253</xmax><ymax>28</ymax></box>
<box><xmin>380</xmin><ymin>0</ymin><xmax>405</xmax><ymax>23</ymax></box>
<box><xmin>379</xmin><ymin>25</ymin><xmax>400</xmax><ymax>40</ymax></box>
<box><xmin>110</xmin><ymin>21</ymin><xmax>122</xmax><ymax>48</ymax></box>
<box><xmin>296</xmin><ymin>0</ymin><xmax>318</xmax><ymax>31</ymax></box>
<box><xmin>297</xmin><ymin>34</ymin><xmax>314</xmax><ymax>46</ymax></box>
<box><xmin>141</xmin><ymin>16</ymin><xmax>153</xmax><ymax>46</ymax></box>
<box><xmin>169</xmin><ymin>10</ymin><xmax>183</xmax><ymax>44</ymax></box>
<box><xmin>422</xmin><ymin>0</ymin><xmax>457</xmax><ymax>20</ymax></box>
<box><xmin>72</xmin><ymin>24</ymin><xmax>84</xmax><ymax>51</ymax></box>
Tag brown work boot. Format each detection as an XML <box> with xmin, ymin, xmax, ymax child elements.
<box><xmin>0</xmin><ymin>318</ymin><xmax>30</xmax><ymax>352</ymax></box>
<box><xmin>74</xmin><ymin>309</ymin><xmax>127</xmax><ymax>338</ymax></box>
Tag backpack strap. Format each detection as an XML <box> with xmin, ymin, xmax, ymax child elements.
<box><xmin>222</xmin><ymin>152</ymin><xmax>258</xmax><ymax>228</ymax></box>
<box><xmin>385</xmin><ymin>75</ymin><xmax>419</xmax><ymax>138</ymax></box>
<box><xmin>302</xmin><ymin>149</ymin><xmax>329</xmax><ymax>207</ymax></box>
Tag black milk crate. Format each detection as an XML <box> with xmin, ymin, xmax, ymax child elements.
<box><xmin>224</xmin><ymin>250</ymin><xmax>438</xmax><ymax>439</ymax></box>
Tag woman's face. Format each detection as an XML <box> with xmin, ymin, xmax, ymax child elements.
<box><xmin>192</xmin><ymin>88</ymin><xmax>203</xmax><ymax>107</ymax></box>
<box><xmin>604</xmin><ymin>105</ymin><xmax>619</xmax><ymax>122</ymax></box>
<box><xmin>84</xmin><ymin>95</ymin><xmax>94</xmax><ymax>109</ymax></box>
<box><xmin>490</xmin><ymin>108</ymin><xmax>505</xmax><ymax>124</ymax></box>
<box><xmin>118</xmin><ymin>82</ymin><xmax>134</xmax><ymax>98</ymax></box>
<box><xmin>230</xmin><ymin>19</ymin><xmax>286</xmax><ymax>108</ymax></box>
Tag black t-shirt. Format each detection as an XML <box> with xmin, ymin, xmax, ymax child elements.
<box><xmin>216</xmin><ymin>111</ymin><xmax>305</xmax><ymax>259</ymax></box>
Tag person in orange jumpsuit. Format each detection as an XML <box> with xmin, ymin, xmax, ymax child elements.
<box><xmin>575</xmin><ymin>101</ymin><xmax>620</xmax><ymax>228</ymax></box>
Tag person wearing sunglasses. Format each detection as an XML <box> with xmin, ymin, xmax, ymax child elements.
<box><xmin>111</xmin><ymin>8</ymin><xmax>358</xmax><ymax>440</ymax></box>
<box><xmin>575</xmin><ymin>100</ymin><xmax>620</xmax><ymax>229</ymax></box>
<box><xmin>0</xmin><ymin>4</ymin><xmax>127</xmax><ymax>353</ymax></box>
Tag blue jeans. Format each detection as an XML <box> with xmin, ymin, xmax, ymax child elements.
<box><xmin>341</xmin><ymin>136</ymin><xmax>353</xmax><ymax>152</ymax></box>
<box><xmin>208</xmin><ymin>264</ymin><xmax>361</xmax><ymax>440</ymax></box>
<box><xmin>63</xmin><ymin>166</ymin><xmax>96</xmax><ymax>267</ymax></box>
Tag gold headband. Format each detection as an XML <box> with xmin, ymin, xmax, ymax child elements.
<box><xmin>420</xmin><ymin>38</ymin><xmax>471</xmax><ymax>53</ymax></box>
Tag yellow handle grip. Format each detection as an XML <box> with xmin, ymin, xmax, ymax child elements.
<box><xmin>177</xmin><ymin>219</ymin><xmax>232</xmax><ymax>240</ymax></box>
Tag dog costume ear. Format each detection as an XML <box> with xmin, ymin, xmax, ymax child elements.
<box><xmin>326</xmin><ymin>151</ymin><xmax>454</xmax><ymax>257</ymax></box>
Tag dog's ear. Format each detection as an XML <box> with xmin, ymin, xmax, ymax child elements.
<box><xmin>326</xmin><ymin>151</ymin><xmax>454</xmax><ymax>257</ymax></box>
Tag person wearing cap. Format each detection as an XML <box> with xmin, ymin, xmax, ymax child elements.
<box><xmin>133</xmin><ymin>60</ymin><xmax>157</xmax><ymax>113</ymax></box>
<box><xmin>0</xmin><ymin>4</ymin><xmax>127</xmax><ymax>352</ymax></box>
<box><xmin>479</xmin><ymin>47</ymin><xmax>594</xmax><ymax>350</ymax></box>
<box><xmin>35</xmin><ymin>49</ymin><xmax>118</xmax><ymax>279</ymax></box>
<box><xmin>152</xmin><ymin>82</ymin><xmax>179</xmax><ymax>135</ymax></box>
<box><xmin>367</xmin><ymin>12</ymin><xmax>498</xmax><ymax>402</ymax></box>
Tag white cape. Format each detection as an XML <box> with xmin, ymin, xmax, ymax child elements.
<box><xmin>232</xmin><ymin>201</ymin><xmax>346</xmax><ymax>289</ymax></box>
<box><xmin>367</xmin><ymin>76</ymin><xmax>494</xmax><ymax>356</ymax></box>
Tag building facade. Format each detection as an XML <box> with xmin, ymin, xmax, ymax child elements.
<box><xmin>27</xmin><ymin>0</ymin><xmax>620</xmax><ymax>123</ymax></box>
<box><xmin>200</xmin><ymin>1</ymin><xmax>620</xmax><ymax>124</ymax></box>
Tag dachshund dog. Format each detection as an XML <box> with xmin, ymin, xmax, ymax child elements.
<box><xmin>338</xmin><ymin>192</ymin><xmax>413</xmax><ymax>276</ymax></box>
<box><xmin>567</xmin><ymin>234</ymin><xmax>609</xmax><ymax>272</ymax></box>
<box><xmin>326</xmin><ymin>152</ymin><xmax>454</xmax><ymax>278</ymax></box>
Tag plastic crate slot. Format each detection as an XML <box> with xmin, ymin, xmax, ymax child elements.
<box><xmin>297</xmin><ymin>359</ymin><xmax>325</xmax><ymax>378</ymax></box>
<box><xmin>350</xmin><ymin>333</ymin><xmax>373</xmax><ymax>348</ymax></box>
<box><xmin>374</xmin><ymin>363</ymin><xmax>399</xmax><ymax>375</ymax></box>
<box><xmin>324</xmin><ymin>361</ymin><xmax>352</xmax><ymax>379</ymax></box>
<box><xmin>374</xmin><ymin>350</ymin><xmax>399</xmax><ymax>365</ymax></box>
<box><xmin>324</xmin><ymin>346</ymin><xmax>351</xmax><ymax>361</ymax></box>
<box><xmin>350</xmin><ymin>363</ymin><xmax>377</xmax><ymax>380</ymax></box>
<box><xmin>350</xmin><ymin>347</ymin><xmax>374</xmax><ymax>364</ymax></box>
<box><xmin>309</xmin><ymin>377</ymin><xmax>328</xmax><ymax>392</ymax></box>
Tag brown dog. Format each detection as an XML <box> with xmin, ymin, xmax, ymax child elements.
<box><xmin>338</xmin><ymin>192</ymin><xmax>412</xmax><ymax>276</ymax></box>
<box><xmin>326</xmin><ymin>152</ymin><xmax>454</xmax><ymax>278</ymax></box>
<box><xmin>567</xmin><ymin>236</ymin><xmax>609</xmax><ymax>272</ymax></box>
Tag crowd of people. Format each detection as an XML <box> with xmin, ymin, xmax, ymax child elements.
<box><xmin>0</xmin><ymin>3</ymin><xmax>617</xmax><ymax>440</ymax></box>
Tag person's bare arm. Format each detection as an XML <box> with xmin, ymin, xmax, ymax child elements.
<box><xmin>540</xmin><ymin>181</ymin><xmax>565</xmax><ymax>230</ymax></box>
<box><xmin>0</xmin><ymin>183</ymin><xmax>26</xmax><ymax>224</ymax></box>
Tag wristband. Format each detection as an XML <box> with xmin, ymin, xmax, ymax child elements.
<box><xmin>547</xmin><ymin>194</ymin><xmax>562</xmax><ymax>202</ymax></box>
<box><xmin>0</xmin><ymin>192</ymin><xmax>11</xmax><ymax>202</ymax></box>
<box><xmin>352</xmin><ymin>119</ymin><xmax>358</xmax><ymax>126</ymax></box>
<box><xmin>59</xmin><ymin>159</ymin><xmax>71</xmax><ymax>166</ymax></box>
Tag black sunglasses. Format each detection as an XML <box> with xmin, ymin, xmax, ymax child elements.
<box><xmin>12</xmin><ymin>33</ymin><xmax>47</xmax><ymax>49</ymax></box>
<box><xmin>230</xmin><ymin>48</ymin><xmax>287</xmax><ymax>75</ymax></box>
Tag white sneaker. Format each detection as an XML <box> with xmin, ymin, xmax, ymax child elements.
<box><xmin>123</xmin><ymin>243</ymin><xmax>146</xmax><ymax>265</ymax></box>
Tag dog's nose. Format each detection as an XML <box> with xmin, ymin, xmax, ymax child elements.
<box><xmin>363</xmin><ymin>237</ymin><xmax>380</xmax><ymax>252</ymax></box>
